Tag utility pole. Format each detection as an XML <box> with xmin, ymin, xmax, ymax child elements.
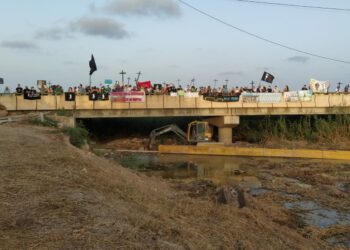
<box><xmin>177</xmin><ymin>79</ymin><xmax>180</xmax><ymax>87</ymax></box>
<box><xmin>120</xmin><ymin>70</ymin><xmax>126</xmax><ymax>85</ymax></box>
<box><xmin>191</xmin><ymin>78</ymin><xmax>195</xmax><ymax>86</ymax></box>
<box><xmin>136</xmin><ymin>71</ymin><xmax>142</xmax><ymax>83</ymax></box>
<box><xmin>251</xmin><ymin>81</ymin><xmax>254</xmax><ymax>90</ymax></box>
<box><xmin>225</xmin><ymin>79</ymin><xmax>229</xmax><ymax>85</ymax></box>
<box><xmin>127</xmin><ymin>77</ymin><xmax>131</xmax><ymax>85</ymax></box>
<box><xmin>214</xmin><ymin>79</ymin><xmax>218</xmax><ymax>88</ymax></box>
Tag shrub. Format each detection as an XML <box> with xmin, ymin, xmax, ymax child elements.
<box><xmin>29</xmin><ymin>116</ymin><xmax>58</xmax><ymax>127</ymax></box>
<box><xmin>62</xmin><ymin>125</ymin><xmax>89</xmax><ymax>148</ymax></box>
<box><xmin>233</xmin><ymin>115</ymin><xmax>350</xmax><ymax>144</ymax></box>
<box><xmin>56</xmin><ymin>108</ymin><xmax>72</xmax><ymax>117</ymax></box>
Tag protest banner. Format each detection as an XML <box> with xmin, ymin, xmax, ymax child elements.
<box><xmin>111</xmin><ymin>91</ymin><xmax>145</xmax><ymax>102</ymax></box>
<box><xmin>310</xmin><ymin>79</ymin><xmax>330</xmax><ymax>93</ymax></box>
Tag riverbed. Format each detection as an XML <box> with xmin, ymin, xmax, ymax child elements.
<box><xmin>94</xmin><ymin>147</ymin><xmax>350</xmax><ymax>248</ymax></box>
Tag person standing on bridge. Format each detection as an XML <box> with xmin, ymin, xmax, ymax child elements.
<box><xmin>16</xmin><ymin>84</ymin><xmax>23</xmax><ymax>95</ymax></box>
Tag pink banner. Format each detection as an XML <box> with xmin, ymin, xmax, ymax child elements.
<box><xmin>111</xmin><ymin>91</ymin><xmax>145</xmax><ymax>102</ymax></box>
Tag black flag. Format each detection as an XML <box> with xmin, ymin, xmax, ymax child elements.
<box><xmin>0</xmin><ymin>78</ymin><xmax>3</xmax><ymax>84</ymax></box>
<box><xmin>261</xmin><ymin>72</ymin><xmax>274</xmax><ymax>83</ymax></box>
<box><xmin>89</xmin><ymin>54</ymin><xmax>97</xmax><ymax>76</ymax></box>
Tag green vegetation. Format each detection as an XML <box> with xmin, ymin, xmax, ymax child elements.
<box><xmin>119</xmin><ymin>155</ymin><xmax>141</xmax><ymax>170</ymax></box>
<box><xmin>56</xmin><ymin>108</ymin><xmax>72</xmax><ymax>117</ymax></box>
<box><xmin>62</xmin><ymin>123</ymin><xmax>89</xmax><ymax>148</ymax></box>
<box><xmin>234</xmin><ymin>115</ymin><xmax>350</xmax><ymax>144</ymax></box>
<box><xmin>29</xmin><ymin>116</ymin><xmax>58</xmax><ymax>127</ymax></box>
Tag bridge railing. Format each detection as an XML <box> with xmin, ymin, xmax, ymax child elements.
<box><xmin>0</xmin><ymin>93</ymin><xmax>350</xmax><ymax>111</ymax></box>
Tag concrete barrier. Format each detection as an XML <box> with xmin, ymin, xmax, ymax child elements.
<box><xmin>227</xmin><ymin>101</ymin><xmax>242</xmax><ymax>108</ymax></box>
<box><xmin>286</xmin><ymin>102</ymin><xmax>302</xmax><ymax>108</ymax></box>
<box><xmin>37</xmin><ymin>95</ymin><xmax>57</xmax><ymax>110</ymax></box>
<box><xmin>0</xmin><ymin>95</ymin><xmax>17</xmax><ymax>111</ymax></box>
<box><xmin>147</xmin><ymin>95</ymin><xmax>164</xmax><ymax>109</ymax></box>
<box><xmin>1</xmin><ymin>93</ymin><xmax>349</xmax><ymax>117</ymax></box>
<box><xmin>159</xmin><ymin>145</ymin><xmax>350</xmax><ymax>160</ymax></box>
<box><xmin>163</xmin><ymin>95</ymin><xmax>180</xmax><ymax>109</ymax></box>
<box><xmin>57</xmin><ymin>95</ymin><xmax>75</xmax><ymax>110</ymax></box>
<box><xmin>211</xmin><ymin>101</ymin><xmax>228</xmax><ymax>108</ymax></box>
<box><xmin>315</xmin><ymin>94</ymin><xmax>330</xmax><ymax>107</ymax></box>
<box><xmin>300</xmin><ymin>95</ymin><xmax>316</xmax><ymax>108</ymax></box>
<box><xmin>130</xmin><ymin>101</ymin><xmax>148</xmax><ymax>109</ymax></box>
<box><xmin>112</xmin><ymin>101</ymin><xmax>130</xmax><ymax>109</ymax></box>
<box><xmin>180</xmin><ymin>96</ymin><xmax>196</xmax><ymax>108</ymax></box>
<box><xmin>242</xmin><ymin>102</ymin><xmax>258</xmax><ymax>108</ymax></box>
<box><xmin>272</xmin><ymin>102</ymin><xmax>288</xmax><ymax>108</ymax></box>
<box><xmin>94</xmin><ymin>100</ymin><xmax>112</xmax><ymax>110</ymax></box>
<box><xmin>329</xmin><ymin>94</ymin><xmax>343</xmax><ymax>107</ymax></box>
<box><xmin>196</xmin><ymin>97</ymin><xmax>212</xmax><ymax>108</ymax></box>
<box><xmin>76</xmin><ymin>95</ymin><xmax>93</xmax><ymax>109</ymax></box>
<box><xmin>257</xmin><ymin>103</ymin><xmax>273</xmax><ymax>108</ymax></box>
<box><xmin>342</xmin><ymin>94</ymin><xmax>350</xmax><ymax>107</ymax></box>
<box><xmin>16</xmin><ymin>96</ymin><xmax>37</xmax><ymax>110</ymax></box>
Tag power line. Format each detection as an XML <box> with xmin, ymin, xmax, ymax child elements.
<box><xmin>232</xmin><ymin>0</ymin><xmax>350</xmax><ymax>12</ymax></box>
<box><xmin>177</xmin><ymin>0</ymin><xmax>350</xmax><ymax>64</ymax></box>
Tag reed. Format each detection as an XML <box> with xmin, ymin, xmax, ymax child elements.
<box><xmin>234</xmin><ymin>114</ymin><xmax>350</xmax><ymax>144</ymax></box>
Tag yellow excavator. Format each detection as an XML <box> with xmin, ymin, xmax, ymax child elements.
<box><xmin>148</xmin><ymin>121</ymin><xmax>212</xmax><ymax>150</ymax></box>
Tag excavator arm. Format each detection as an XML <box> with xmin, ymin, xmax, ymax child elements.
<box><xmin>148</xmin><ymin>124</ymin><xmax>188</xmax><ymax>150</ymax></box>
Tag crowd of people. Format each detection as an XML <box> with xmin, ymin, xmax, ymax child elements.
<box><xmin>1</xmin><ymin>81</ymin><xmax>349</xmax><ymax>98</ymax></box>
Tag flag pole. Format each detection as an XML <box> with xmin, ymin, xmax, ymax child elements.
<box><xmin>89</xmin><ymin>75</ymin><xmax>91</xmax><ymax>87</ymax></box>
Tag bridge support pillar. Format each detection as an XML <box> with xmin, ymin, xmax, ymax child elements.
<box><xmin>205</xmin><ymin>116</ymin><xmax>240</xmax><ymax>145</ymax></box>
<box><xmin>218</xmin><ymin>127</ymin><xmax>233</xmax><ymax>144</ymax></box>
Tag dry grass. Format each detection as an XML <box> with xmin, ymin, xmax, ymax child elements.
<box><xmin>0</xmin><ymin>123</ymin><xmax>334</xmax><ymax>249</ymax></box>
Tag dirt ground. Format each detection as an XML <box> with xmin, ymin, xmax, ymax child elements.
<box><xmin>0</xmin><ymin>123</ymin><xmax>348</xmax><ymax>249</ymax></box>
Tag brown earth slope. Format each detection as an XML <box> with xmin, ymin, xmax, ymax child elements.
<box><xmin>0</xmin><ymin>123</ymin><xmax>330</xmax><ymax>249</ymax></box>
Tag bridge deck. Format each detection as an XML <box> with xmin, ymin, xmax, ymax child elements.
<box><xmin>1</xmin><ymin>94</ymin><xmax>349</xmax><ymax>118</ymax></box>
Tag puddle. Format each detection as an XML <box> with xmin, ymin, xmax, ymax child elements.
<box><xmin>250</xmin><ymin>188</ymin><xmax>268</xmax><ymax>197</ymax></box>
<box><xmin>336</xmin><ymin>182</ymin><xmax>348</xmax><ymax>192</ymax></box>
<box><xmin>278</xmin><ymin>191</ymin><xmax>302</xmax><ymax>199</ymax></box>
<box><xmin>325</xmin><ymin>235</ymin><xmax>350</xmax><ymax>249</ymax></box>
<box><xmin>284</xmin><ymin>201</ymin><xmax>350</xmax><ymax>228</ymax></box>
<box><xmin>108</xmin><ymin>153</ymin><xmax>265</xmax><ymax>188</ymax></box>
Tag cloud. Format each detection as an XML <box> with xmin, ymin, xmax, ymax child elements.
<box><xmin>218</xmin><ymin>70</ymin><xmax>244</xmax><ymax>76</ymax></box>
<box><xmin>89</xmin><ymin>2</ymin><xmax>96</xmax><ymax>12</ymax></box>
<box><xmin>1</xmin><ymin>40</ymin><xmax>39</xmax><ymax>50</ymax></box>
<box><xmin>256</xmin><ymin>67</ymin><xmax>271</xmax><ymax>71</ymax></box>
<box><xmin>168</xmin><ymin>64</ymin><xmax>179</xmax><ymax>68</ymax></box>
<box><xmin>103</xmin><ymin>0</ymin><xmax>180</xmax><ymax>17</ymax></box>
<box><xmin>70</xmin><ymin>17</ymin><xmax>128</xmax><ymax>39</ymax></box>
<box><xmin>286</xmin><ymin>56</ymin><xmax>310</xmax><ymax>63</ymax></box>
<box><xmin>63</xmin><ymin>61</ymin><xmax>79</xmax><ymax>65</ymax></box>
<box><xmin>35</xmin><ymin>27</ymin><xmax>72</xmax><ymax>40</ymax></box>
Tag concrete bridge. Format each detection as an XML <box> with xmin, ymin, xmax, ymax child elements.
<box><xmin>1</xmin><ymin>94</ymin><xmax>350</xmax><ymax>144</ymax></box>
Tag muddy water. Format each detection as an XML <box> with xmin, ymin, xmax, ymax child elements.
<box><xmin>98</xmin><ymin>149</ymin><xmax>350</xmax><ymax>248</ymax></box>
<box><xmin>110</xmin><ymin>153</ymin><xmax>263</xmax><ymax>187</ymax></box>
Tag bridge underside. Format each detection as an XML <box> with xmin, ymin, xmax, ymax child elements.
<box><xmin>73</xmin><ymin>107</ymin><xmax>350</xmax><ymax>145</ymax></box>
<box><xmin>73</xmin><ymin>107</ymin><xmax>350</xmax><ymax>119</ymax></box>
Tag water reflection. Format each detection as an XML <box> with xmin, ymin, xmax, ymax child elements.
<box><xmin>284</xmin><ymin>201</ymin><xmax>350</xmax><ymax>228</ymax></box>
<box><xmin>117</xmin><ymin>153</ymin><xmax>262</xmax><ymax>188</ymax></box>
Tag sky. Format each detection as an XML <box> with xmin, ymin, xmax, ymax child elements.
<box><xmin>1</xmin><ymin>0</ymin><xmax>350</xmax><ymax>90</ymax></box>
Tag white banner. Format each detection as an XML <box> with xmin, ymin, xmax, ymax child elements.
<box><xmin>184</xmin><ymin>92</ymin><xmax>199</xmax><ymax>98</ymax></box>
<box><xmin>242</xmin><ymin>93</ymin><xmax>282</xmax><ymax>103</ymax></box>
<box><xmin>284</xmin><ymin>91</ymin><xmax>299</xmax><ymax>102</ymax></box>
<box><xmin>310</xmin><ymin>79</ymin><xmax>330</xmax><ymax>93</ymax></box>
<box><xmin>284</xmin><ymin>90</ymin><xmax>313</xmax><ymax>102</ymax></box>
<box><xmin>111</xmin><ymin>91</ymin><xmax>145</xmax><ymax>102</ymax></box>
<box><xmin>298</xmin><ymin>90</ymin><xmax>313</xmax><ymax>102</ymax></box>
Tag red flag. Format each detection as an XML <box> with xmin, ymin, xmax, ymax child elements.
<box><xmin>137</xmin><ymin>81</ymin><xmax>152</xmax><ymax>89</ymax></box>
